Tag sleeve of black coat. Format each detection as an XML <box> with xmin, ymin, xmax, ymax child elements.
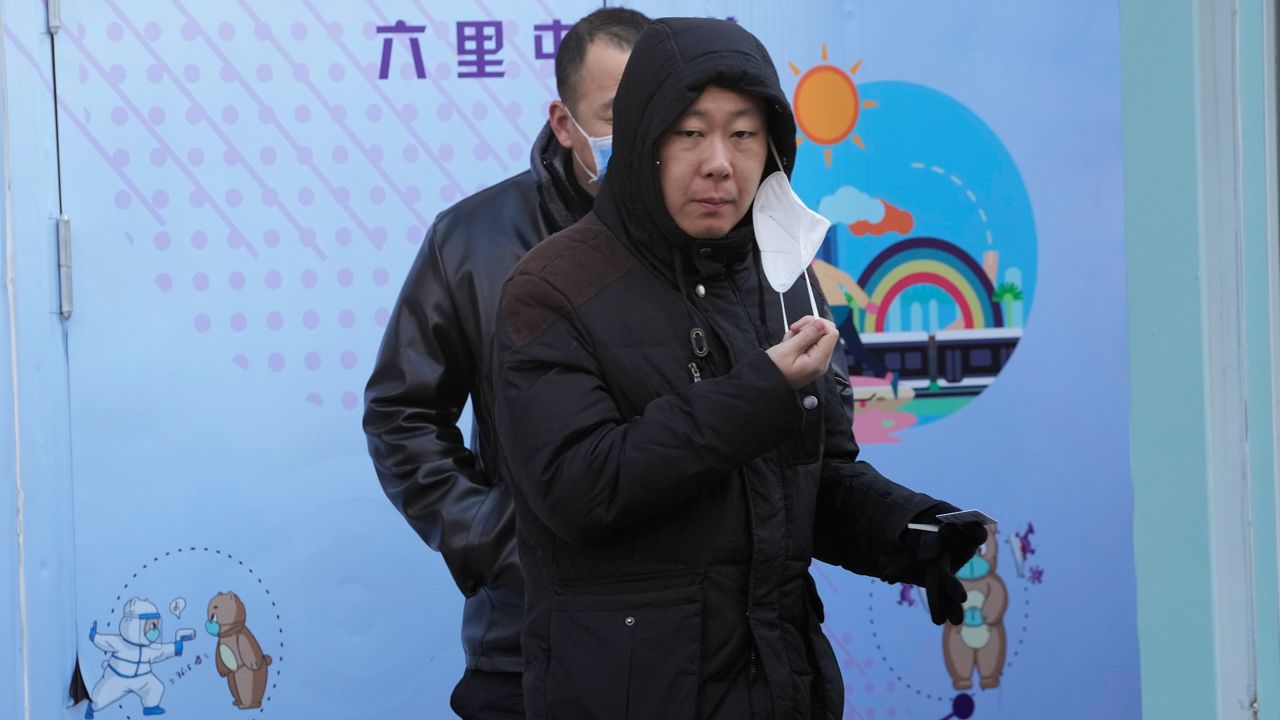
<box><xmin>493</xmin><ymin>273</ymin><xmax>804</xmax><ymax>543</ymax></box>
<box><xmin>811</xmin><ymin>350</ymin><xmax>945</xmax><ymax>581</ymax></box>
<box><xmin>363</xmin><ymin>224</ymin><xmax>500</xmax><ymax>597</ymax></box>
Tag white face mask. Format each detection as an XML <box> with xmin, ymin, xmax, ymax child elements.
<box><xmin>567</xmin><ymin>110</ymin><xmax>613</xmax><ymax>184</ymax></box>
<box><xmin>752</xmin><ymin>138</ymin><xmax>831</xmax><ymax>331</ymax></box>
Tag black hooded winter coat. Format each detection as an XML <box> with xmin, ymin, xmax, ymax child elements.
<box><xmin>491</xmin><ymin>18</ymin><xmax>944</xmax><ymax>720</ymax></box>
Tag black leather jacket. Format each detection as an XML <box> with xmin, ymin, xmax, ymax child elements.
<box><xmin>363</xmin><ymin>123</ymin><xmax>591</xmax><ymax>673</ymax></box>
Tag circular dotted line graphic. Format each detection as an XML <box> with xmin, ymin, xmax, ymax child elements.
<box><xmin>99</xmin><ymin>546</ymin><xmax>284</xmax><ymax>717</ymax></box>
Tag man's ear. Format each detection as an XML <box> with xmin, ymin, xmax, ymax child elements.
<box><xmin>548</xmin><ymin>100</ymin><xmax>575</xmax><ymax>150</ymax></box>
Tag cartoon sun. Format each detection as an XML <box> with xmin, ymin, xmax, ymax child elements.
<box><xmin>789</xmin><ymin>45</ymin><xmax>876</xmax><ymax>167</ymax></box>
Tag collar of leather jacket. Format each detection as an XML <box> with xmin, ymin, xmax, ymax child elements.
<box><xmin>594</xmin><ymin>17</ymin><xmax>798</xmax><ymax>286</ymax></box>
<box><xmin>531</xmin><ymin>121</ymin><xmax>594</xmax><ymax>235</ymax></box>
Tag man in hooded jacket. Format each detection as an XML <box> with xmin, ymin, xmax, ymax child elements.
<box><xmin>490</xmin><ymin>17</ymin><xmax>986</xmax><ymax>720</ymax></box>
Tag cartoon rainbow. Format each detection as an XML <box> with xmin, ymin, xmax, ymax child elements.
<box><xmin>856</xmin><ymin>238</ymin><xmax>1003</xmax><ymax>332</ymax></box>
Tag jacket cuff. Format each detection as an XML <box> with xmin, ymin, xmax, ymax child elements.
<box><xmin>735</xmin><ymin>350</ymin><xmax>805</xmax><ymax>435</ymax></box>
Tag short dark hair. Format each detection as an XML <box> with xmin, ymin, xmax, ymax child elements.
<box><xmin>555</xmin><ymin>8</ymin><xmax>650</xmax><ymax>113</ymax></box>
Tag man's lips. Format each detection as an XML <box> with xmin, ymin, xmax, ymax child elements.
<box><xmin>693</xmin><ymin>197</ymin><xmax>732</xmax><ymax>211</ymax></box>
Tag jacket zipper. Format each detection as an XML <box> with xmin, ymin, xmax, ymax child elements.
<box><xmin>688</xmin><ymin>362</ymin><xmax>702</xmax><ymax>383</ymax></box>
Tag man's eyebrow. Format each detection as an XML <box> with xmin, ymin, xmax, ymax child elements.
<box><xmin>679</xmin><ymin>106</ymin><xmax>763</xmax><ymax>120</ymax></box>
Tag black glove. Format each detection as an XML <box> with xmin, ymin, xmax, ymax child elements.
<box><xmin>882</xmin><ymin>504</ymin><xmax>988</xmax><ymax>626</ymax></box>
<box><xmin>916</xmin><ymin>519</ymin><xmax>987</xmax><ymax>625</ymax></box>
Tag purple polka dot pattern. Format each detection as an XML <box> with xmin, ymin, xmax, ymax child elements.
<box><xmin>91</xmin><ymin>5</ymin><xmax>565</xmax><ymax>411</ymax></box>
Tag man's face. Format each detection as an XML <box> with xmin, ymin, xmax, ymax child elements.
<box><xmin>657</xmin><ymin>86</ymin><xmax>768</xmax><ymax>239</ymax></box>
<box><xmin>549</xmin><ymin>40</ymin><xmax>631</xmax><ymax>196</ymax></box>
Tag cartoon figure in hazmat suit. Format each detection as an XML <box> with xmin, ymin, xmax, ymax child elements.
<box><xmin>85</xmin><ymin>596</ymin><xmax>193</xmax><ymax>718</ymax></box>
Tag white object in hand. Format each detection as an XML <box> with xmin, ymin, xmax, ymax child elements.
<box><xmin>906</xmin><ymin>509</ymin><xmax>999</xmax><ymax>533</ymax></box>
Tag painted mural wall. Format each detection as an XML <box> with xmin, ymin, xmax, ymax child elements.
<box><xmin>2</xmin><ymin>1</ymin><xmax>1133</xmax><ymax>717</ymax></box>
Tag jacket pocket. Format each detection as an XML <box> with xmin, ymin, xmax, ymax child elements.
<box><xmin>547</xmin><ymin>581</ymin><xmax>702</xmax><ymax>720</ymax></box>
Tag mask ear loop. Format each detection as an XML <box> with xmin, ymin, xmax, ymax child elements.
<box><xmin>567</xmin><ymin>110</ymin><xmax>603</xmax><ymax>184</ymax></box>
<box><xmin>768</xmin><ymin>137</ymin><xmax>786</xmax><ymax>175</ymax></box>
<box><xmin>779</xmin><ymin>271</ymin><xmax>820</xmax><ymax>338</ymax></box>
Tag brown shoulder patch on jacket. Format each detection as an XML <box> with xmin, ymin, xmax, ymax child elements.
<box><xmin>501</xmin><ymin>213</ymin><xmax>636</xmax><ymax>348</ymax></box>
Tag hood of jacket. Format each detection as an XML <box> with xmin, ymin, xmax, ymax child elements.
<box><xmin>594</xmin><ymin>17</ymin><xmax>797</xmax><ymax>279</ymax></box>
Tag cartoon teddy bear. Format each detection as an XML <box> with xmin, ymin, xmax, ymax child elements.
<box><xmin>206</xmin><ymin>592</ymin><xmax>272</xmax><ymax>709</ymax></box>
<box><xmin>943</xmin><ymin>524</ymin><xmax>1008</xmax><ymax>690</ymax></box>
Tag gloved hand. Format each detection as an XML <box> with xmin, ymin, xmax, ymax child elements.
<box><xmin>883</xmin><ymin>504</ymin><xmax>988</xmax><ymax>626</ymax></box>
<box><xmin>916</xmin><ymin>520</ymin><xmax>987</xmax><ymax>625</ymax></box>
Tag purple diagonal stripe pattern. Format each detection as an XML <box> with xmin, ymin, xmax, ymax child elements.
<box><xmin>348</xmin><ymin>0</ymin><xmax>508</xmax><ymax>174</ymax></box>
<box><xmin>301</xmin><ymin>0</ymin><xmax>465</xmax><ymax>193</ymax></box>
<box><xmin>106</xmin><ymin>0</ymin><xmax>324</xmax><ymax>260</ymax></box>
<box><xmin>171</xmin><ymin>0</ymin><xmax>383</xmax><ymax>251</ymax></box>
<box><xmin>237</xmin><ymin>0</ymin><xmax>433</xmax><ymax>229</ymax></box>
<box><xmin>406</xmin><ymin>0</ymin><xmax>531</xmax><ymax>146</ymax></box>
<box><xmin>60</xmin><ymin>24</ymin><xmax>263</xmax><ymax>257</ymax></box>
<box><xmin>5</xmin><ymin>27</ymin><xmax>165</xmax><ymax>225</ymax></box>
<box><xmin>474</xmin><ymin>0</ymin><xmax>555</xmax><ymax>99</ymax></box>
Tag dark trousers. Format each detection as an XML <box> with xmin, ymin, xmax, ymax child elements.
<box><xmin>450</xmin><ymin>669</ymin><xmax>524</xmax><ymax>720</ymax></box>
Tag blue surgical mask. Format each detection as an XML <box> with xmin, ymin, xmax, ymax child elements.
<box><xmin>145</xmin><ymin>628</ymin><xmax>161</xmax><ymax>643</ymax></box>
<box><xmin>567</xmin><ymin>111</ymin><xmax>612</xmax><ymax>184</ymax></box>
<box><xmin>956</xmin><ymin>555</ymin><xmax>991</xmax><ymax>580</ymax></box>
<box><xmin>205</xmin><ymin>620</ymin><xmax>221</xmax><ymax>636</ymax></box>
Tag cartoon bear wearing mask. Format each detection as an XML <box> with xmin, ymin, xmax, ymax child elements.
<box><xmin>943</xmin><ymin>524</ymin><xmax>1008</xmax><ymax>690</ymax></box>
<box><xmin>206</xmin><ymin>592</ymin><xmax>272</xmax><ymax>709</ymax></box>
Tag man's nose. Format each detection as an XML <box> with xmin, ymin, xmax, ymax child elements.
<box><xmin>701</xmin><ymin>137</ymin><xmax>732</xmax><ymax>179</ymax></box>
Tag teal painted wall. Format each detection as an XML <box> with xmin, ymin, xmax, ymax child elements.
<box><xmin>1121</xmin><ymin>0</ymin><xmax>1218</xmax><ymax>714</ymax></box>
<box><xmin>1240</xmin><ymin>0</ymin><xmax>1280</xmax><ymax>718</ymax></box>
<box><xmin>1124</xmin><ymin>0</ymin><xmax>1280</xmax><ymax>717</ymax></box>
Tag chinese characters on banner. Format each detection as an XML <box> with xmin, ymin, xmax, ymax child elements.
<box><xmin>377</xmin><ymin>17</ymin><xmax>736</xmax><ymax>80</ymax></box>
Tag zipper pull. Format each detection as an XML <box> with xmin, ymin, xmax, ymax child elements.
<box><xmin>688</xmin><ymin>362</ymin><xmax>702</xmax><ymax>383</ymax></box>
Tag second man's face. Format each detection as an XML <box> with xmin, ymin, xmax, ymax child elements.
<box><xmin>657</xmin><ymin>86</ymin><xmax>768</xmax><ymax>240</ymax></box>
<box><xmin>550</xmin><ymin>40</ymin><xmax>631</xmax><ymax>195</ymax></box>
